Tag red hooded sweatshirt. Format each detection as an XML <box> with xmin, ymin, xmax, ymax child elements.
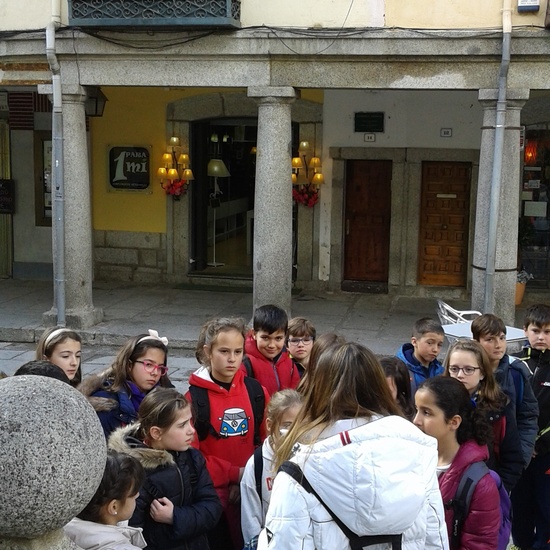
<box><xmin>241</xmin><ymin>331</ymin><xmax>300</xmax><ymax>396</ymax></box>
<box><xmin>186</xmin><ymin>366</ymin><xmax>269</xmax><ymax>504</ymax></box>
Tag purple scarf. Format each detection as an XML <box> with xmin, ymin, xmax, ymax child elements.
<box><xmin>127</xmin><ymin>380</ymin><xmax>148</xmax><ymax>413</ymax></box>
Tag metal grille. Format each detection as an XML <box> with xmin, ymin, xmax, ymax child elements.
<box><xmin>69</xmin><ymin>0</ymin><xmax>241</xmax><ymax>27</ymax></box>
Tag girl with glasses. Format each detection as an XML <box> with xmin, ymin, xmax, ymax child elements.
<box><xmin>443</xmin><ymin>339</ymin><xmax>523</xmax><ymax>492</ymax></box>
<box><xmin>79</xmin><ymin>329</ymin><xmax>173</xmax><ymax>438</ymax></box>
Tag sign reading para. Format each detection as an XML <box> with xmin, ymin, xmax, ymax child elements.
<box><xmin>109</xmin><ymin>146</ymin><xmax>150</xmax><ymax>190</ymax></box>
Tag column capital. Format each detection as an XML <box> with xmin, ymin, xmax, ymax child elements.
<box><xmin>38</xmin><ymin>84</ymin><xmax>88</xmax><ymax>101</ymax></box>
<box><xmin>478</xmin><ymin>88</ymin><xmax>530</xmax><ymax>108</ymax></box>
<box><xmin>247</xmin><ymin>86</ymin><xmax>299</xmax><ymax>103</ymax></box>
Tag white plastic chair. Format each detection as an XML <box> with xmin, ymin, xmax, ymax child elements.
<box><xmin>436</xmin><ymin>300</ymin><xmax>482</xmax><ymax>325</ymax></box>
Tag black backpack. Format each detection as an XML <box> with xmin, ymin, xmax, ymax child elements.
<box><xmin>188</xmin><ymin>377</ymin><xmax>265</xmax><ymax>447</ymax></box>
<box><xmin>279</xmin><ymin>461</ymin><xmax>403</xmax><ymax>550</ymax></box>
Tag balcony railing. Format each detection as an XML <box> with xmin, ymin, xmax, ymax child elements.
<box><xmin>68</xmin><ymin>0</ymin><xmax>241</xmax><ymax>29</ymax></box>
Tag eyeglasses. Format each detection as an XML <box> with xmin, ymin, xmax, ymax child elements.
<box><xmin>134</xmin><ymin>360</ymin><xmax>168</xmax><ymax>376</ymax></box>
<box><xmin>448</xmin><ymin>366</ymin><xmax>481</xmax><ymax>376</ymax></box>
<box><xmin>287</xmin><ymin>337</ymin><xmax>314</xmax><ymax>345</ymax></box>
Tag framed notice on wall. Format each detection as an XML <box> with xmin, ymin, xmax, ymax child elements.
<box><xmin>0</xmin><ymin>179</ymin><xmax>14</xmax><ymax>214</ymax></box>
<box><xmin>108</xmin><ymin>145</ymin><xmax>151</xmax><ymax>192</ymax></box>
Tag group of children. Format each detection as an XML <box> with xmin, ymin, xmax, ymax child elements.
<box><xmin>396</xmin><ymin>306</ymin><xmax>549</xmax><ymax>550</ymax></box>
<box><xmin>8</xmin><ymin>300</ymin><xmax>550</xmax><ymax>550</ymax></box>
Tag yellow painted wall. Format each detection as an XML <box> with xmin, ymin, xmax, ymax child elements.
<box><xmin>91</xmin><ymin>87</ymin><xmax>322</xmax><ymax>233</ymax></box>
<box><xmin>91</xmin><ymin>87</ymin><xmax>185</xmax><ymax>233</ymax></box>
<box><xmin>385</xmin><ymin>0</ymin><xmax>547</xmax><ymax>29</ymax></box>
<box><xmin>241</xmin><ymin>0</ymin><xmax>384</xmax><ymax>27</ymax></box>
<box><xmin>0</xmin><ymin>0</ymin><xmax>68</xmax><ymax>31</ymax></box>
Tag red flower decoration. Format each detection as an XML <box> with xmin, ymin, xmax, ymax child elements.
<box><xmin>164</xmin><ymin>180</ymin><xmax>187</xmax><ymax>197</ymax></box>
<box><xmin>292</xmin><ymin>185</ymin><xmax>319</xmax><ymax>208</ymax></box>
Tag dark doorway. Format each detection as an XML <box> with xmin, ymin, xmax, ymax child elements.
<box><xmin>343</xmin><ymin>159</ymin><xmax>392</xmax><ymax>291</ymax></box>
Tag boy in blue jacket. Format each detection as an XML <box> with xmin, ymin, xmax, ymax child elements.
<box><xmin>396</xmin><ymin>317</ymin><xmax>444</xmax><ymax>395</ymax></box>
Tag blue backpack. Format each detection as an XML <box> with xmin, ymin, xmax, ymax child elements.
<box><xmin>447</xmin><ymin>461</ymin><xmax>512</xmax><ymax>550</ymax></box>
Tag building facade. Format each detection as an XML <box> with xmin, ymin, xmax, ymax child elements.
<box><xmin>0</xmin><ymin>0</ymin><xmax>549</xmax><ymax>326</ymax></box>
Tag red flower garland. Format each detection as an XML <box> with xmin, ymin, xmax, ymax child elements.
<box><xmin>292</xmin><ymin>186</ymin><xmax>319</xmax><ymax>208</ymax></box>
<box><xmin>164</xmin><ymin>180</ymin><xmax>187</xmax><ymax>197</ymax></box>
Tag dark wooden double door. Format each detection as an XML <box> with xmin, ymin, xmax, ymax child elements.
<box><xmin>344</xmin><ymin>160</ymin><xmax>470</xmax><ymax>288</ymax></box>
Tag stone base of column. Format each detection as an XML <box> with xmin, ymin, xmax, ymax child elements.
<box><xmin>42</xmin><ymin>306</ymin><xmax>104</xmax><ymax>329</ymax></box>
<box><xmin>0</xmin><ymin>530</ymin><xmax>81</xmax><ymax>549</ymax></box>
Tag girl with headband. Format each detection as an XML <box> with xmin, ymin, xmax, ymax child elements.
<box><xmin>79</xmin><ymin>330</ymin><xmax>173</xmax><ymax>438</ymax></box>
<box><xmin>36</xmin><ymin>327</ymin><xmax>83</xmax><ymax>386</ymax></box>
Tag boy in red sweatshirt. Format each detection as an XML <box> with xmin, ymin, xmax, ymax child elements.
<box><xmin>241</xmin><ymin>304</ymin><xmax>300</xmax><ymax>396</ymax></box>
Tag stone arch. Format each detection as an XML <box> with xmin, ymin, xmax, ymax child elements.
<box><xmin>168</xmin><ymin>91</ymin><xmax>322</xmax><ymax>123</ymax></box>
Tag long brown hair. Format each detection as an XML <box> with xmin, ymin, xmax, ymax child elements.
<box><xmin>275</xmin><ymin>342</ymin><xmax>401</xmax><ymax>471</ymax></box>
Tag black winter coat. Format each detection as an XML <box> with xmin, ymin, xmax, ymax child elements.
<box><xmin>109</xmin><ymin>424</ymin><xmax>222</xmax><ymax>550</ymax></box>
<box><xmin>495</xmin><ymin>355</ymin><xmax>539</xmax><ymax>466</ymax></box>
<box><xmin>516</xmin><ymin>346</ymin><xmax>550</xmax><ymax>455</ymax></box>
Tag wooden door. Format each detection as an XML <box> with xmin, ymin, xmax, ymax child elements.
<box><xmin>418</xmin><ymin>162</ymin><xmax>471</xmax><ymax>286</ymax></box>
<box><xmin>344</xmin><ymin>160</ymin><xmax>392</xmax><ymax>282</ymax></box>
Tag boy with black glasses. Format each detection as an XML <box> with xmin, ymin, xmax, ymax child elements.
<box><xmin>286</xmin><ymin>317</ymin><xmax>317</xmax><ymax>378</ymax></box>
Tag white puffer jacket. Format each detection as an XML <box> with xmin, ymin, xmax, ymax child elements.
<box><xmin>257</xmin><ymin>416</ymin><xmax>449</xmax><ymax>550</ymax></box>
<box><xmin>64</xmin><ymin>518</ymin><xmax>146</xmax><ymax>550</ymax></box>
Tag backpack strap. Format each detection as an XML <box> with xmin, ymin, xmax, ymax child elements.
<box><xmin>243</xmin><ymin>355</ymin><xmax>254</xmax><ymax>378</ymax></box>
<box><xmin>188</xmin><ymin>385</ymin><xmax>220</xmax><ymax>441</ymax></box>
<box><xmin>279</xmin><ymin>461</ymin><xmax>402</xmax><ymax>550</ymax></box>
<box><xmin>253</xmin><ymin>445</ymin><xmax>264</xmax><ymax>504</ymax></box>
<box><xmin>243</xmin><ymin>376</ymin><xmax>265</xmax><ymax>447</ymax></box>
<box><xmin>447</xmin><ymin>461</ymin><xmax>489</xmax><ymax>550</ymax></box>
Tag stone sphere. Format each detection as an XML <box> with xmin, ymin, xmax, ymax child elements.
<box><xmin>0</xmin><ymin>375</ymin><xmax>106</xmax><ymax>538</ymax></box>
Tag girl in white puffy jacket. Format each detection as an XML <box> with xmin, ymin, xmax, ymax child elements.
<box><xmin>240</xmin><ymin>389</ymin><xmax>303</xmax><ymax>549</ymax></box>
<box><xmin>258</xmin><ymin>341</ymin><xmax>449</xmax><ymax>550</ymax></box>
<box><xmin>64</xmin><ymin>451</ymin><xmax>146</xmax><ymax>550</ymax></box>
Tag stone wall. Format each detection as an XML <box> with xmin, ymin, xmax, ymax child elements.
<box><xmin>94</xmin><ymin>230</ymin><xmax>168</xmax><ymax>283</ymax></box>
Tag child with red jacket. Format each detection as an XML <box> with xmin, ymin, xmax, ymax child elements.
<box><xmin>187</xmin><ymin>317</ymin><xmax>269</xmax><ymax>550</ymax></box>
<box><xmin>241</xmin><ymin>304</ymin><xmax>300</xmax><ymax>396</ymax></box>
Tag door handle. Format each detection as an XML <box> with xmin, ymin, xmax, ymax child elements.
<box><xmin>442</xmin><ymin>224</ymin><xmax>448</xmax><ymax>230</ymax></box>
<box><xmin>346</xmin><ymin>219</ymin><xmax>350</xmax><ymax>235</ymax></box>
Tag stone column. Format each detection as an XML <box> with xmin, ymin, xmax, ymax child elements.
<box><xmin>472</xmin><ymin>89</ymin><xmax>529</xmax><ymax>324</ymax></box>
<box><xmin>43</xmin><ymin>87</ymin><xmax>103</xmax><ymax>328</ymax></box>
<box><xmin>248</xmin><ymin>87</ymin><xmax>297</xmax><ymax>314</ymax></box>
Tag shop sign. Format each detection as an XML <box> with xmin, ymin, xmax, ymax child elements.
<box><xmin>109</xmin><ymin>146</ymin><xmax>150</xmax><ymax>190</ymax></box>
